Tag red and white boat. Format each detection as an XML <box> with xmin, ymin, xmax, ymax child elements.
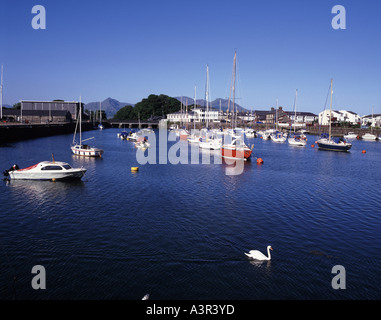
<box><xmin>221</xmin><ymin>137</ymin><xmax>253</xmax><ymax>160</ymax></box>
<box><xmin>179</xmin><ymin>129</ymin><xmax>189</xmax><ymax>140</ymax></box>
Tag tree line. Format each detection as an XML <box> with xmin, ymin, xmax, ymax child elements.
<box><xmin>113</xmin><ymin>94</ymin><xmax>184</xmax><ymax>121</ymax></box>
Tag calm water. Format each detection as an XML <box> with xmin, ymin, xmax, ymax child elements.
<box><xmin>0</xmin><ymin>128</ymin><xmax>380</xmax><ymax>300</ymax></box>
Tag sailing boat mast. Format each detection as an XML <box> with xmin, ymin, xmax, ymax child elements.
<box><xmin>205</xmin><ymin>64</ymin><xmax>209</xmax><ymax>129</ymax></box>
<box><xmin>294</xmin><ymin>89</ymin><xmax>298</xmax><ymax>133</ymax></box>
<box><xmin>79</xmin><ymin>96</ymin><xmax>82</xmax><ymax>144</ymax></box>
<box><xmin>0</xmin><ymin>64</ymin><xmax>3</xmax><ymax>120</ymax></box>
<box><xmin>232</xmin><ymin>51</ymin><xmax>237</xmax><ymax>129</ymax></box>
<box><xmin>194</xmin><ymin>85</ymin><xmax>196</xmax><ymax>131</ymax></box>
<box><xmin>329</xmin><ymin>79</ymin><xmax>333</xmax><ymax>140</ymax></box>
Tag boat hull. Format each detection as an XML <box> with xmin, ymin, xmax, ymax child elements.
<box><xmin>317</xmin><ymin>139</ymin><xmax>352</xmax><ymax>152</ymax></box>
<box><xmin>221</xmin><ymin>147</ymin><xmax>252</xmax><ymax>160</ymax></box>
<box><xmin>8</xmin><ymin>161</ymin><xmax>86</xmax><ymax>180</ymax></box>
<box><xmin>71</xmin><ymin>145</ymin><xmax>104</xmax><ymax>157</ymax></box>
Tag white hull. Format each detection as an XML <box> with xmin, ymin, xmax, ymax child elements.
<box><xmin>71</xmin><ymin>145</ymin><xmax>104</xmax><ymax>157</ymax></box>
<box><xmin>199</xmin><ymin>140</ymin><xmax>221</xmax><ymax>150</ymax></box>
<box><xmin>362</xmin><ymin>133</ymin><xmax>377</xmax><ymax>141</ymax></box>
<box><xmin>8</xmin><ymin>161</ymin><xmax>86</xmax><ymax>180</ymax></box>
<box><xmin>288</xmin><ymin>138</ymin><xmax>306</xmax><ymax>146</ymax></box>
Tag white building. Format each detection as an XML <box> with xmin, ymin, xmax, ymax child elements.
<box><xmin>166</xmin><ymin>107</ymin><xmax>219</xmax><ymax>123</ymax></box>
<box><xmin>319</xmin><ymin>110</ymin><xmax>360</xmax><ymax>125</ymax></box>
<box><xmin>361</xmin><ymin>113</ymin><xmax>381</xmax><ymax>127</ymax></box>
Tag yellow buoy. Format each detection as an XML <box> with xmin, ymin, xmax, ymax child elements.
<box><xmin>131</xmin><ymin>167</ymin><xmax>139</xmax><ymax>172</ymax></box>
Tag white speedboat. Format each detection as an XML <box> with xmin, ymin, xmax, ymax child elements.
<box><xmin>343</xmin><ymin>132</ymin><xmax>357</xmax><ymax>140</ymax></box>
<box><xmin>199</xmin><ymin>138</ymin><xmax>221</xmax><ymax>150</ymax></box>
<box><xmin>270</xmin><ymin>131</ymin><xmax>286</xmax><ymax>143</ymax></box>
<box><xmin>3</xmin><ymin>161</ymin><xmax>86</xmax><ymax>181</ymax></box>
<box><xmin>362</xmin><ymin>133</ymin><xmax>377</xmax><ymax>141</ymax></box>
<box><xmin>288</xmin><ymin>133</ymin><xmax>307</xmax><ymax>146</ymax></box>
<box><xmin>134</xmin><ymin>138</ymin><xmax>150</xmax><ymax>149</ymax></box>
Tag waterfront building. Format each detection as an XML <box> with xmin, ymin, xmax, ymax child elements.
<box><xmin>20</xmin><ymin>100</ymin><xmax>82</xmax><ymax>120</ymax></box>
<box><xmin>166</xmin><ymin>107</ymin><xmax>219</xmax><ymax>124</ymax></box>
<box><xmin>319</xmin><ymin>109</ymin><xmax>361</xmax><ymax>126</ymax></box>
<box><xmin>361</xmin><ymin>113</ymin><xmax>381</xmax><ymax>127</ymax></box>
<box><xmin>1</xmin><ymin>109</ymin><xmax>72</xmax><ymax>123</ymax></box>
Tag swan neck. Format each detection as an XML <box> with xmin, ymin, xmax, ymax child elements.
<box><xmin>267</xmin><ymin>247</ymin><xmax>271</xmax><ymax>260</ymax></box>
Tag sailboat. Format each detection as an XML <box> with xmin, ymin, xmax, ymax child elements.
<box><xmin>316</xmin><ymin>79</ymin><xmax>352</xmax><ymax>152</ymax></box>
<box><xmin>288</xmin><ymin>89</ymin><xmax>307</xmax><ymax>146</ymax></box>
<box><xmin>71</xmin><ymin>97</ymin><xmax>104</xmax><ymax>157</ymax></box>
<box><xmin>221</xmin><ymin>51</ymin><xmax>253</xmax><ymax>160</ymax></box>
<box><xmin>98</xmin><ymin>101</ymin><xmax>104</xmax><ymax>130</ymax></box>
<box><xmin>199</xmin><ymin>65</ymin><xmax>222</xmax><ymax>150</ymax></box>
<box><xmin>362</xmin><ymin>107</ymin><xmax>377</xmax><ymax>140</ymax></box>
<box><xmin>270</xmin><ymin>99</ymin><xmax>286</xmax><ymax>143</ymax></box>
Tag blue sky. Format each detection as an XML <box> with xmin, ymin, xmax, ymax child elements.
<box><xmin>1</xmin><ymin>0</ymin><xmax>381</xmax><ymax>115</ymax></box>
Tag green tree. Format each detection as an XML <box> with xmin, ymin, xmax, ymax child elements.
<box><xmin>113</xmin><ymin>95</ymin><xmax>181</xmax><ymax>120</ymax></box>
<box><xmin>113</xmin><ymin>105</ymin><xmax>134</xmax><ymax>120</ymax></box>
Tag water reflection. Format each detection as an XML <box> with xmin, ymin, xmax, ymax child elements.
<box><xmin>7</xmin><ymin>180</ymin><xmax>85</xmax><ymax>204</ymax></box>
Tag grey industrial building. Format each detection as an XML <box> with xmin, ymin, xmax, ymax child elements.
<box><xmin>1</xmin><ymin>109</ymin><xmax>72</xmax><ymax>123</ymax></box>
<box><xmin>20</xmin><ymin>100</ymin><xmax>81</xmax><ymax>120</ymax></box>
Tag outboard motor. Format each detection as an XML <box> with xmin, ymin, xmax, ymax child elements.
<box><xmin>3</xmin><ymin>164</ymin><xmax>19</xmax><ymax>177</ymax></box>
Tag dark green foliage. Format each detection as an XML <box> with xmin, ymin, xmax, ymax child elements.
<box><xmin>113</xmin><ymin>94</ymin><xmax>181</xmax><ymax>120</ymax></box>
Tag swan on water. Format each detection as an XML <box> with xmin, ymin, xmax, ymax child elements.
<box><xmin>245</xmin><ymin>245</ymin><xmax>273</xmax><ymax>261</ymax></box>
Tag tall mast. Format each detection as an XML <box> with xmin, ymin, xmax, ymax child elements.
<box><xmin>0</xmin><ymin>64</ymin><xmax>3</xmax><ymax>120</ymax></box>
<box><xmin>329</xmin><ymin>79</ymin><xmax>333</xmax><ymax>140</ymax></box>
<box><xmin>79</xmin><ymin>96</ymin><xmax>82</xmax><ymax>144</ymax></box>
<box><xmin>194</xmin><ymin>85</ymin><xmax>196</xmax><ymax>130</ymax></box>
<box><xmin>205</xmin><ymin>64</ymin><xmax>209</xmax><ymax>129</ymax></box>
<box><xmin>294</xmin><ymin>89</ymin><xmax>298</xmax><ymax>133</ymax></box>
<box><xmin>232</xmin><ymin>51</ymin><xmax>236</xmax><ymax>129</ymax></box>
<box><xmin>99</xmin><ymin>101</ymin><xmax>102</xmax><ymax>125</ymax></box>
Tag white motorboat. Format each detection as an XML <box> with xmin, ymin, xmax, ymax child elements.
<box><xmin>288</xmin><ymin>133</ymin><xmax>307</xmax><ymax>146</ymax></box>
<box><xmin>3</xmin><ymin>161</ymin><xmax>86</xmax><ymax>181</ymax></box>
<box><xmin>134</xmin><ymin>137</ymin><xmax>150</xmax><ymax>149</ymax></box>
<box><xmin>199</xmin><ymin>138</ymin><xmax>221</xmax><ymax>150</ymax></box>
<box><xmin>187</xmin><ymin>134</ymin><xmax>201</xmax><ymax>144</ymax></box>
<box><xmin>343</xmin><ymin>132</ymin><xmax>357</xmax><ymax>140</ymax></box>
<box><xmin>270</xmin><ymin>131</ymin><xmax>286</xmax><ymax>143</ymax></box>
<box><xmin>362</xmin><ymin>133</ymin><xmax>377</xmax><ymax>141</ymax></box>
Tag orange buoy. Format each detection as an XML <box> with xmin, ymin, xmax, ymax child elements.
<box><xmin>260</xmin><ymin>136</ymin><xmax>263</xmax><ymax>139</ymax></box>
<box><xmin>256</xmin><ymin>158</ymin><xmax>264</xmax><ymax>164</ymax></box>
<box><xmin>311</xmin><ymin>144</ymin><xmax>315</xmax><ymax>148</ymax></box>
<box><xmin>362</xmin><ymin>150</ymin><xmax>366</xmax><ymax>154</ymax></box>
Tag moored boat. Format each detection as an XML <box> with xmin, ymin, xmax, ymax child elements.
<box><xmin>317</xmin><ymin>79</ymin><xmax>352</xmax><ymax>152</ymax></box>
<box><xmin>361</xmin><ymin>133</ymin><xmax>377</xmax><ymax>141</ymax></box>
<box><xmin>72</xmin><ymin>96</ymin><xmax>104</xmax><ymax>157</ymax></box>
<box><xmin>3</xmin><ymin>161</ymin><xmax>86</xmax><ymax>181</ymax></box>
<box><xmin>343</xmin><ymin>132</ymin><xmax>357</xmax><ymax>140</ymax></box>
<box><xmin>221</xmin><ymin>137</ymin><xmax>253</xmax><ymax>160</ymax></box>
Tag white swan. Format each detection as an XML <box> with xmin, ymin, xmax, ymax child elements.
<box><xmin>245</xmin><ymin>245</ymin><xmax>273</xmax><ymax>261</ymax></box>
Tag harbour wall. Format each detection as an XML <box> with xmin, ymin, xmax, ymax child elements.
<box><xmin>0</xmin><ymin>122</ymin><xmax>95</xmax><ymax>144</ymax></box>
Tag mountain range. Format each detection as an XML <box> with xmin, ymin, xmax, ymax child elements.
<box><xmin>174</xmin><ymin>97</ymin><xmax>249</xmax><ymax>113</ymax></box>
<box><xmin>84</xmin><ymin>97</ymin><xmax>134</xmax><ymax>119</ymax></box>
<box><xmin>84</xmin><ymin>96</ymin><xmax>249</xmax><ymax>119</ymax></box>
